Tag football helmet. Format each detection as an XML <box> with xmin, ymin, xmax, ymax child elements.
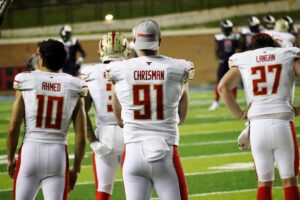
<box><xmin>98</xmin><ymin>31</ymin><xmax>128</xmax><ymax>63</ymax></box>
<box><xmin>220</xmin><ymin>19</ymin><xmax>233</xmax><ymax>36</ymax></box>
<box><xmin>248</xmin><ymin>16</ymin><xmax>260</xmax><ymax>33</ymax></box>
<box><xmin>59</xmin><ymin>25</ymin><xmax>72</xmax><ymax>42</ymax></box>
<box><xmin>262</xmin><ymin>14</ymin><xmax>275</xmax><ymax>30</ymax></box>
<box><xmin>282</xmin><ymin>15</ymin><xmax>293</xmax><ymax>25</ymax></box>
<box><xmin>274</xmin><ymin>19</ymin><xmax>289</xmax><ymax>32</ymax></box>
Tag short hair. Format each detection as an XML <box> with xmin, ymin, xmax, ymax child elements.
<box><xmin>39</xmin><ymin>39</ymin><xmax>67</xmax><ymax>72</ymax></box>
<box><xmin>248</xmin><ymin>33</ymin><xmax>280</xmax><ymax>50</ymax></box>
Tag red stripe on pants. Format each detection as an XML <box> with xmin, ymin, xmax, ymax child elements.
<box><xmin>63</xmin><ymin>145</ymin><xmax>69</xmax><ymax>200</ymax></box>
<box><xmin>173</xmin><ymin>146</ymin><xmax>188</xmax><ymax>200</ymax></box>
<box><xmin>92</xmin><ymin>153</ymin><xmax>99</xmax><ymax>195</ymax></box>
<box><xmin>290</xmin><ymin>121</ymin><xmax>299</xmax><ymax>176</ymax></box>
<box><xmin>13</xmin><ymin>145</ymin><xmax>23</xmax><ymax>200</ymax></box>
<box><xmin>92</xmin><ymin>153</ymin><xmax>111</xmax><ymax>200</ymax></box>
<box><xmin>121</xmin><ymin>147</ymin><xmax>126</xmax><ymax>168</ymax></box>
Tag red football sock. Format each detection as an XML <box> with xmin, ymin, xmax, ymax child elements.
<box><xmin>214</xmin><ymin>84</ymin><xmax>220</xmax><ymax>102</ymax></box>
<box><xmin>257</xmin><ymin>186</ymin><xmax>272</xmax><ymax>200</ymax></box>
<box><xmin>96</xmin><ymin>192</ymin><xmax>111</xmax><ymax>200</ymax></box>
<box><xmin>284</xmin><ymin>186</ymin><xmax>300</xmax><ymax>200</ymax></box>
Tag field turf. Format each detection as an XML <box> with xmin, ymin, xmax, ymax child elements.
<box><xmin>1</xmin><ymin>88</ymin><xmax>300</xmax><ymax>199</ymax></box>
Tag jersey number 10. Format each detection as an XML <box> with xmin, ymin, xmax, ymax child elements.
<box><xmin>133</xmin><ymin>84</ymin><xmax>164</xmax><ymax>120</ymax></box>
<box><xmin>36</xmin><ymin>95</ymin><xmax>64</xmax><ymax>129</ymax></box>
<box><xmin>251</xmin><ymin>64</ymin><xmax>282</xmax><ymax>96</ymax></box>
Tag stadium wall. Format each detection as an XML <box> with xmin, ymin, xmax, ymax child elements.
<box><xmin>0</xmin><ymin>32</ymin><xmax>218</xmax><ymax>90</ymax></box>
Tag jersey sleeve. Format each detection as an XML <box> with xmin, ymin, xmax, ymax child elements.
<box><xmin>182</xmin><ymin>60</ymin><xmax>195</xmax><ymax>82</ymax></box>
<box><xmin>80</xmin><ymin>64</ymin><xmax>98</xmax><ymax>82</ymax></box>
<box><xmin>105</xmin><ymin>60</ymin><xmax>125</xmax><ymax>83</ymax></box>
<box><xmin>228</xmin><ymin>53</ymin><xmax>240</xmax><ymax>68</ymax></box>
<box><xmin>79</xmin><ymin>79</ymin><xmax>88</xmax><ymax>97</ymax></box>
<box><xmin>13</xmin><ymin>72</ymin><xmax>34</xmax><ymax>91</ymax></box>
<box><xmin>290</xmin><ymin>47</ymin><xmax>300</xmax><ymax>59</ymax></box>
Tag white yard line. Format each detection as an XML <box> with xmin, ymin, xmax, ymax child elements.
<box><xmin>151</xmin><ymin>186</ymin><xmax>284</xmax><ymax>199</ymax></box>
<box><xmin>0</xmin><ymin>166</ymin><xmax>256</xmax><ymax>192</ymax></box>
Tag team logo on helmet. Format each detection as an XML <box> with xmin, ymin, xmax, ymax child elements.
<box><xmin>98</xmin><ymin>31</ymin><xmax>128</xmax><ymax>63</ymax></box>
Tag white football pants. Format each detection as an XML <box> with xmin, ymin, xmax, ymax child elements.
<box><xmin>250</xmin><ymin>119</ymin><xmax>299</xmax><ymax>181</ymax></box>
<box><xmin>122</xmin><ymin>143</ymin><xmax>188</xmax><ymax>200</ymax></box>
<box><xmin>14</xmin><ymin>141</ymin><xmax>69</xmax><ymax>200</ymax></box>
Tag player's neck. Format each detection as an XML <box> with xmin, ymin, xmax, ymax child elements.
<box><xmin>38</xmin><ymin>65</ymin><xmax>58</xmax><ymax>73</ymax></box>
<box><xmin>137</xmin><ymin>50</ymin><xmax>159</xmax><ymax>57</ymax></box>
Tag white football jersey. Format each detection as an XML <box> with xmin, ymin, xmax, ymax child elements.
<box><xmin>263</xmin><ymin>30</ymin><xmax>295</xmax><ymax>47</ymax></box>
<box><xmin>106</xmin><ymin>55</ymin><xmax>194</xmax><ymax>145</ymax></box>
<box><xmin>229</xmin><ymin>47</ymin><xmax>300</xmax><ymax>118</ymax></box>
<box><xmin>81</xmin><ymin>64</ymin><xmax>116</xmax><ymax>125</ymax></box>
<box><xmin>13</xmin><ymin>70</ymin><xmax>87</xmax><ymax>144</ymax></box>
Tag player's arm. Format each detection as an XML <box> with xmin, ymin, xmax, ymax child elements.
<box><xmin>111</xmin><ymin>84</ymin><xmax>123</xmax><ymax>128</ymax></box>
<box><xmin>7</xmin><ymin>90</ymin><xmax>24</xmax><ymax>178</ymax></box>
<box><xmin>218</xmin><ymin>67</ymin><xmax>246</xmax><ymax>119</ymax></box>
<box><xmin>77</xmin><ymin>40</ymin><xmax>86</xmax><ymax>58</ymax></box>
<box><xmin>70</xmin><ymin>97</ymin><xmax>87</xmax><ymax>191</ymax></box>
<box><xmin>178</xmin><ymin>82</ymin><xmax>189</xmax><ymax>125</ymax></box>
<box><xmin>84</xmin><ymin>92</ymin><xmax>97</xmax><ymax>143</ymax></box>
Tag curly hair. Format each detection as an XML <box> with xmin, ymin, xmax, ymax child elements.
<box><xmin>248</xmin><ymin>33</ymin><xmax>280</xmax><ymax>50</ymax></box>
<box><xmin>39</xmin><ymin>39</ymin><xmax>67</xmax><ymax>72</ymax></box>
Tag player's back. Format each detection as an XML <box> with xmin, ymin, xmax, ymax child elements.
<box><xmin>230</xmin><ymin>47</ymin><xmax>300</xmax><ymax>118</ymax></box>
<box><xmin>81</xmin><ymin>63</ymin><xmax>116</xmax><ymax>125</ymax></box>
<box><xmin>14</xmin><ymin>70</ymin><xmax>86</xmax><ymax>144</ymax></box>
<box><xmin>107</xmin><ymin>55</ymin><xmax>193</xmax><ymax>145</ymax></box>
<box><xmin>263</xmin><ymin>30</ymin><xmax>295</xmax><ymax>47</ymax></box>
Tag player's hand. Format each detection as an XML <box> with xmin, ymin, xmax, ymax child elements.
<box><xmin>69</xmin><ymin>170</ymin><xmax>78</xmax><ymax>191</ymax></box>
<box><xmin>293</xmin><ymin>106</ymin><xmax>300</xmax><ymax>116</ymax></box>
<box><xmin>76</xmin><ymin>57</ymin><xmax>84</xmax><ymax>65</ymax></box>
<box><xmin>239</xmin><ymin>110</ymin><xmax>248</xmax><ymax>120</ymax></box>
<box><xmin>7</xmin><ymin>159</ymin><xmax>16</xmax><ymax>178</ymax></box>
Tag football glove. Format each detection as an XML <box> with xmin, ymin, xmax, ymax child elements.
<box><xmin>90</xmin><ymin>141</ymin><xmax>112</xmax><ymax>158</ymax></box>
<box><xmin>237</xmin><ymin>123</ymin><xmax>250</xmax><ymax>151</ymax></box>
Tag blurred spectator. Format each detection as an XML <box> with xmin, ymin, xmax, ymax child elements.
<box><xmin>239</xmin><ymin>16</ymin><xmax>261</xmax><ymax>52</ymax></box>
<box><xmin>262</xmin><ymin>14</ymin><xmax>275</xmax><ymax>30</ymax></box>
<box><xmin>26</xmin><ymin>41</ymin><xmax>41</xmax><ymax>71</ymax></box>
<box><xmin>59</xmin><ymin>25</ymin><xmax>86</xmax><ymax>76</ymax></box>
<box><xmin>209</xmin><ymin>19</ymin><xmax>240</xmax><ymax>110</ymax></box>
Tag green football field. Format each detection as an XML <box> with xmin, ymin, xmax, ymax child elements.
<box><xmin>1</xmin><ymin>88</ymin><xmax>300</xmax><ymax>200</ymax></box>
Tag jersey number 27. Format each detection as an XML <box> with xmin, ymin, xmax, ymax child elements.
<box><xmin>251</xmin><ymin>64</ymin><xmax>282</xmax><ymax>96</ymax></box>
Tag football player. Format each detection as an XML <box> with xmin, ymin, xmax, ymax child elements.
<box><xmin>80</xmin><ymin>31</ymin><xmax>128</xmax><ymax>200</ymax></box>
<box><xmin>240</xmin><ymin>16</ymin><xmax>261</xmax><ymax>52</ymax></box>
<box><xmin>59</xmin><ymin>25</ymin><xmax>86</xmax><ymax>76</ymax></box>
<box><xmin>7</xmin><ymin>39</ymin><xmax>87</xmax><ymax>200</ymax></box>
<box><xmin>282</xmin><ymin>16</ymin><xmax>298</xmax><ymax>37</ymax></box>
<box><xmin>263</xmin><ymin>19</ymin><xmax>295</xmax><ymax>48</ymax></box>
<box><xmin>106</xmin><ymin>18</ymin><xmax>194</xmax><ymax>200</ymax></box>
<box><xmin>218</xmin><ymin>33</ymin><xmax>300</xmax><ymax>200</ymax></box>
<box><xmin>209</xmin><ymin>19</ymin><xmax>240</xmax><ymax>110</ymax></box>
<box><xmin>262</xmin><ymin>14</ymin><xmax>276</xmax><ymax>31</ymax></box>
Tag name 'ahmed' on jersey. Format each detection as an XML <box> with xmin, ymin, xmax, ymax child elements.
<box><xmin>256</xmin><ymin>54</ymin><xmax>276</xmax><ymax>63</ymax></box>
<box><xmin>133</xmin><ymin>70</ymin><xmax>165</xmax><ymax>80</ymax></box>
<box><xmin>42</xmin><ymin>82</ymin><xmax>61</xmax><ymax>92</ymax></box>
